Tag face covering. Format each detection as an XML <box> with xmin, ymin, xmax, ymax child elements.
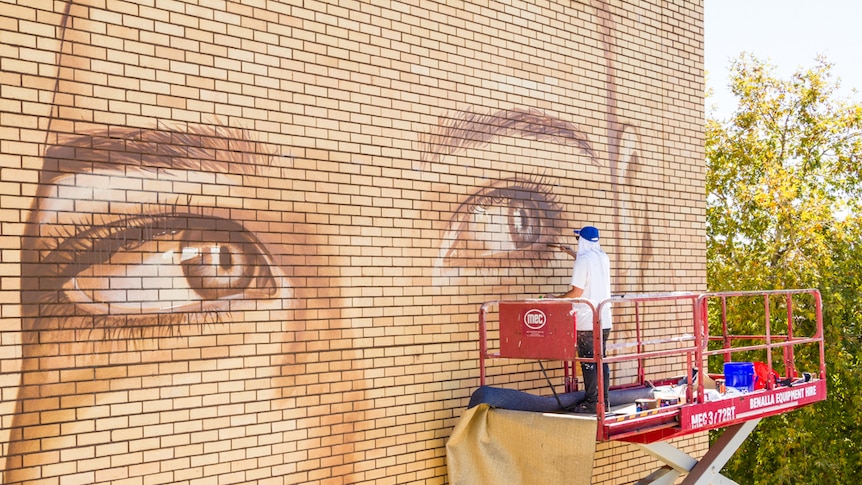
<box><xmin>577</xmin><ymin>237</ymin><xmax>601</xmax><ymax>256</ymax></box>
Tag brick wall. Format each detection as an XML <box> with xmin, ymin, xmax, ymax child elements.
<box><xmin>0</xmin><ymin>0</ymin><xmax>705</xmax><ymax>483</ymax></box>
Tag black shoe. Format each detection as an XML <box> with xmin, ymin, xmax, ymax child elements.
<box><xmin>570</xmin><ymin>401</ymin><xmax>597</xmax><ymax>414</ymax></box>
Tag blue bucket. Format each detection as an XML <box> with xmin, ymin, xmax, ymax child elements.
<box><xmin>724</xmin><ymin>362</ymin><xmax>755</xmax><ymax>392</ymax></box>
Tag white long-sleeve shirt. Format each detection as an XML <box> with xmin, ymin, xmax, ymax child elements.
<box><xmin>570</xmin><ymin>240</ymin><xmax>612</xmax><ymax>331</ymax></box>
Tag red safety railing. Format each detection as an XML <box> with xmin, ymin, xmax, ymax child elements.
<box><xmin>477</xmin><ymin>289</ymin><xmax>827</xmax><ymax>443</ymax></box>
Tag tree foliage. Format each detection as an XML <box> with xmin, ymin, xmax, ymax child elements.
<box><xmin>707</xmin><ymin>54</ymin><xmax>862</xmax><ymax>484</ymax></box>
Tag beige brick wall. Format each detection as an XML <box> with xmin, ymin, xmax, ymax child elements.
<box><xmin>0</xmin><ymin>0</ymin><xmax>705</xmax><ymax>483</ymax></box>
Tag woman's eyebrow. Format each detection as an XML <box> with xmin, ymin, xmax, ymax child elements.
<box><xmin>419</xmin><ymin>107</ymin><xmax>598</xmax><ymax>167</ymax></box>
<box><xmin>41</xmin><ymin>126</ymin><xmax>277</xmax><ymax>182</ymax></box>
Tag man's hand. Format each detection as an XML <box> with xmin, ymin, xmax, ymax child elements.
<box><xmin>558</xmin><ymin>245</ymin><xmax>576</xmax><ymax>257</ymax></box>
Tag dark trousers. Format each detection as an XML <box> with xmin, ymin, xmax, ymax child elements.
<box><xmin>577</xmin><ymin>328</ymin><xmax>611</xmax><ymax>405</ymax></box>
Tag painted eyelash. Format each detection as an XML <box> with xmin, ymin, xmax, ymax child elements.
<box><xmin>40</xmin><ymin>198</ymin><xmax>206</xmax><ymax>256</ymax></box>
<box><xmin>46</xmin><ymin>214</ymin><xmax>183</xmax><ymax>277</ymax></box>
<box><xmin>43</xmin><ymin>198</ymin><xmax>221</xmax><ymax>276</ymax></box>
<box><xmin>38</xmin><ymin>302</ymin><xmax>223</xmax><ymax>341</ymax></box>
<box><xmin>461</xmin><ymin>174</ymin><xmax>561</xmax><ymax>213</ymax></box>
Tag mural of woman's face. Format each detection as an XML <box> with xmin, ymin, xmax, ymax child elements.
<box><xmin>5</xmin><ymin>120</ymin><xmax>602</xmax><ymax>483</ymax></box>
<box><xmin>2</xmin><ymin>0</ymin><xmax>659</xmax><ymax>482</ymax></box>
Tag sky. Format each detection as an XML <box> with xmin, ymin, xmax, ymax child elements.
<box><xmin>704</xmin><ymin>0</ymin><xmax>862</xmax><ymax>119</ymax></box>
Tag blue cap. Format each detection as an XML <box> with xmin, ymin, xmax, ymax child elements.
<box><xmin>575</xmin><ymin>225</ymin><xmax>599</xmax><ymax>242</ymax></box>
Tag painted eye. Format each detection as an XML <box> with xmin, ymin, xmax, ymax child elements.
<box><xmin>508</xmin><ymin>203</ymin><xmax>541</xmax><ymax>248</ymax></box>
<box><xmin>54</xmin><ymin>216</ymin><xmax>282</xmax><ymax>316</ymax></box>
<box><xmin>438</xmin><ymin>178</ymin><xmax>562</xmax><ymax>268</ymax></box>
<box><xmin>179</xmin><ymin>231</ymin><xmax>271</xmax><ymax>300</ymax></box>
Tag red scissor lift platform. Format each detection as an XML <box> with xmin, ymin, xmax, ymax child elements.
<box><xmin>477</xmin><ymin>289</ymin><xmax>827</xmax><ymax>484</ymax></box>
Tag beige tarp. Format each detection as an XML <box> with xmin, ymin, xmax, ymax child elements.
<box><xmin>446</xmin><ymin>404</ymin><xmax>598</xmax><ymax>485</ymax></box>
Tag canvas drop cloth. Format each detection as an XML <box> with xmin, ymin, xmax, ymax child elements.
<box><xmin>446</xmin><ymin>403</ymin><xmax>597</xmax><ymax>485</ymax></box>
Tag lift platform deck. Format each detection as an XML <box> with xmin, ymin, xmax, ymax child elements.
<box><xmin>473</xmin><ymin>289</ymin><xmax>827</xmax><ymax>484</ymax></box>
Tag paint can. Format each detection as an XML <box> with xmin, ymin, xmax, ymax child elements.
<box><xmin>715</xmin><ymin>378</ymin><xmax>726</xmax><ymax>394</ymax></box>
<box><xmin>658</xmin><ymin>394</ymin><xmax>680</xmax><ymax>407</ymax></box>
<box><xmin>635</xmin><ymin>398</ymin><xmax>657</xmax><ymax>412</ymax></box>
<box><xmin>724</xmin><ymin>361</ymin><xmax>755</xmax><ymax>393</ymax></box>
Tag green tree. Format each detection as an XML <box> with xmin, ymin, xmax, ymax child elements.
<box><xmin>706</xmin><ymin>54</ymin><xmax>862</xmax><ymax>484</ymax></box>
